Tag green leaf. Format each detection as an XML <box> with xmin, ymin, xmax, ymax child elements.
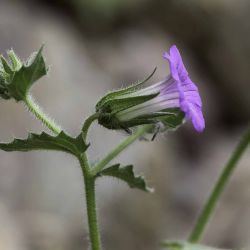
<box><xmin>7</xmin><ymin>46</ymin><xmax>48</xmax><ymax>101</ymax></box>
<box><xmin>0</xmin><ymin>131</ymin><xmax>88</xmax><ymax>157</ymax></box>
<box><xmin>97</xmin><ymin>164</ymin><xmax>153</xmax><ymax>192</ymax></box>
<box><xmin>0</xmin><ymin>46</ymin><xmax>48</xmax><ymax>101</ymax></box>
<box><xmin>96</xmin><ymin>67</ymin><xmax>157</xmax><ymax>110</ymax></box>
<box><xmin>161</xmin><ymin>240</ymin><xmax>226</xmax><ymax>250</ymax></box>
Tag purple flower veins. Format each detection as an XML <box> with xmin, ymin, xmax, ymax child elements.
<box><xmin>117</xmin><ymin>45</ymin><xmax>205</xmax><ymax>132</ymax></box>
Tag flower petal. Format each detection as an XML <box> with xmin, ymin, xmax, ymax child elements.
<box><xmin>163</xmin><ymin>45</ymin><xmax>205</xmax><ymax>132</ymax></box>
<box><xmin>188</xmin><ymin>104</ymin><xmax>205</xmax><ymax>132</ymax></box>
<box><xmin>163</xmin><ymin>45</ymin><xmax>189</xmax><ymax>82</ymax></box>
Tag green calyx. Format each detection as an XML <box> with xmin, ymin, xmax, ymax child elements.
<box><xmin>97</xmin><ymin>93</ymin><xmax>159</xmax><ymax>130</ymax></box>
<box><xmin>96</xmin><ymin>68</ymin><xmax>158</xmax><ymax>130</ymax></box>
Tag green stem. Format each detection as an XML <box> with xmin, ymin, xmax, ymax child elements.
<box><xmin>24</xmin><ymin>94</ymin><xmax>101</xmax><ymax>250</ymax></box>
<box><xmin>80</xmin><ymin>123</ymin><xmax>150</xmax><ymax>249</ymax></box>
<box><xmin>80</xmin><ymin>124</ymin><xmax>151</xmax><ymax>249</ymax></box>
<box><xmin>84</xmin><ymin>175</ymin><xmax>102</xmax><ymax>250</ymax></box>
<box><xmin>24</xmin><ymin>94</ymin><xmax>61</xmax><ymax>134</ymax></box>
<box><xmin>91</xmin><ymin>125</ymin><xmax>151</xmax><ymax>176</ymax></box>
<box><xmin>189</xmin><ymin>126</ymin><xmax>250</xmax><ymax>243</ymax></box>
<box><xmin>79</xmin><ymin>113</ymin><xmax>102</xmax><ymax>250</ymax></box>
<box><xmin>82</xmin><ymin>113</ymin><xmax>98</xmax><ymax>142</ymax></box>
<box><xmin>79</xmin><ymin>155</ymin><xmax>102</xmax><ymax>250</ymax></box>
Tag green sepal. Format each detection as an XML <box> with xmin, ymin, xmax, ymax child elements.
<box><xmin>97</xmin><ymin>163</ymin><xmax>153</xmax><ymax>192</ymax></box>
<box><xmin>0</xmin><ymin>55</ymin><xmax>13</xmax><ymax>74</ymax></box>
<box><xmin>0</xmin><ymin>131</ymin><xmax>88</xmax><ymax>157</ymax></box>
<box><xmin>96</xmin><ymin>67</ymin><xmax>157</xmax><ymax>110</ymax></box>
<box><xmin>161</xmin><ymin>240</ymin><xmax>225</xmax><ymax>250</ymax></box>
<box><xmin>101</xmin><ymin>93</ymin><xmax>158</xmax><ymax>114</ymax></box>
<box><xmin>7</xmin><ymin>49</ymin><xmax>22</xmax><ymax>71</ymax></box>
<box><xmin>97</xmin><ymin>93</ymin><xmax>159</xmax><ymax>130</ymax></box>
<box><xmin>0</xmin><ymin>75</ymin><xmax>10</xmax><ymax>99</ymax></box>
<box><xmin>0</xmin><ymin>46</ymin><xmax>48</xmax><ymax>101</ymax></box>
<box><xmin>127</xmin><ymin>108</ymin><xmax>184</xmax><ymax>129</ymax></box>
<box><xmin>98</xmin><ymin>107</ymin><xmax>184</xmax><ymax>131</ymax></box>
<box><xmin>158</xmin><ymin>109</ymin><xmax>185</xmax><ymax>129</ymax></box>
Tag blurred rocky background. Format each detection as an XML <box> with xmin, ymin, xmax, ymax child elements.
<box><xmin>0</xmin><ymin>0</ymin><xmax>250</xmax><ymax>249</ymax></box>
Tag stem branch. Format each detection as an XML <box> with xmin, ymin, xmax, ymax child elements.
<box><xmin>189</xmin><ymin>126</ymin><xmax>250</xmax><ymax>243</ymax></box>
<box><xmin>82</xmin><ymin>113</ymin><xmax>98</xmax><ymax>142</ymax></box>
<box><xmin>24</xmin><ymin>95</ymin><xmax>101</xmax><ymax>250</ymax></box>
<box><xmin>91</xmin><ymin>125</ymin><xmax>151</xmax><ymax>176</ymax></box>
<box><xmin>24</xmin><ymin>94</ymin><xmax>61</xmax><ymax>134</ymax></box>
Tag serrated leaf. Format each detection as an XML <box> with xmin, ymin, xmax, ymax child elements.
<box><xmin>96</xmin><ymin>67</ymin><xmax>157</xmax><ymax>110</ymax></box>
<box><xmin>98</xmin><ymin>164</ymin><xmax>153</xmax><ymax>192</ymax></box>
<box><xmin>7</xmin><ymin>46</ymin><xmax>48</xmax><ymax>101</ymax></box>
<box><xmin>161</xmin><ymin>240</ymin><xmax>228</xmax><ymax>250</ymax></box>
<box><xmin>0</xmin><ymin>131</ymin><xmax>88</xmax><ymax>156</ymax></box>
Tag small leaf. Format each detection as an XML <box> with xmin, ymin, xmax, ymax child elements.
<box><xmin>98</xmin><ymin>164</ymin><xmax>153</xmax><ymax>192</ymax></box>
<box><xmin>8</xmin><ymin>46</ymin><xmax>48</xmax><ymax>101</ymax></box>
<box><xmin>161</xmin><ymin>240</ymin><xmax>227</xmax><ymax>250</ymax></box>
<box><xmin>0</xmin><ymin>131</ymin><xmax>88</xmax><ymax>156</ymax></box>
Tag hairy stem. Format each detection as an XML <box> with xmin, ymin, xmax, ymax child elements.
<box><xmin>84</xmin><ymin>175</ymin><xmax>102</xmax><ymax>250</ymax></box>
<box><xmin>79</xmin><ymin>113</ymin><xmax>102</xmax><ymax>250</ymax></box>
<box><xmin>24</xmin><ymin>94</ymin><xmax>101</xmax><ymax>250</ymax></box>
<box><xmin>79</xmin><ymin>154</ymin><xmax>102</xmax><ymax>250</ymax></box>
<box><xmin>24</xmin><ymin>94</ymin><xmax>61</xmax><ymax>134</ymax></box>
<box><xmin>91</xmin><ymin>125</ymin><xmax>151</xmax><ymax>176</ymax></box>
<box><xmin>189</xmin><ymin>126</ymin><xmax>250</xmax><ymax>243</ymax></box>
<box><xmin>82</xmin><ymin>113</ymin><xmax>98</xmax><ymax>142</ymax></box>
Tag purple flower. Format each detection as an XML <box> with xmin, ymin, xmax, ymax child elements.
<box><xmin>162</xmin><ymin>45</ymin><xmax>205</xmax><ymax>132</ymax></box>
<box><xmin>116</xmin><ymin>45</ymin><xmax>205</xmax><ymax>132</ymax></box>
